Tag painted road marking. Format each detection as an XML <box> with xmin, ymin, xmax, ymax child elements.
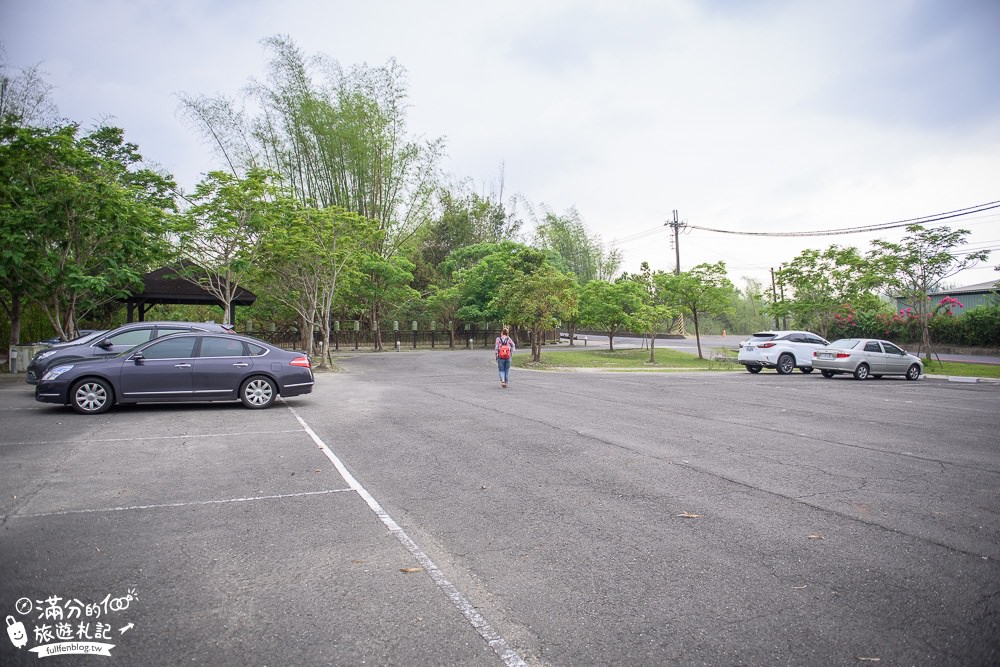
<box><xmin>7</xmin><ymin>489</ymin><xmax>352</xmax><ymax>519</ymax></box>
<box><xmin>286</xmin><ymin>405</ymin><xmax>528</xmax><ymax>667</ymax></box>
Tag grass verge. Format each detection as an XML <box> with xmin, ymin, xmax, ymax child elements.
<box><xmin>514</xmin><ymin>348</ymin><xmax>723</xmax><ymax>371</ymax></box>
<box><xmin>516</xmin><ymin>347</ymin><xmax>1000</xmax><ymax>378</ymax></box>
<box><xmin>922</xmin><ymin>360</ymin><xmax>1000</xmax><ymax>379</ymax></box>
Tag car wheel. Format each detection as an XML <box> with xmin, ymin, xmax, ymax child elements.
<box><xmin>821</xmin><ymin>370</ymin><xmax>835</xmax><ymax>378</ymax></box>
<box><xmin>241</xmin><ymin>376</ymin><xmax>277</xmax><ymax>409</ymax></box>
<box><xmin>800</xmin><ymin>367</ymin><xmax>814</xmax><ymax>374</ymax></box>
<box><xmin>776</xmin><ymin>354</ymin><xmax>795</xmax><ymax>375</ymax></box>
<box><xmin>70</xmin><ymin>378</ymin><xmax>112</xmax><ymax>415</ymax></box>
<box><xmin>905</xmin><ymin>364</ymin><xmax>921</xmax><ymax>381</ymax></box>
<box><xmin>746</xmin><ymin>365</ymin><xmax>762</xmax><ymax>374</ymax></box>
<box><xmin>853</xmin><ymin>363</ymin><xmax>870</xmax><ymax>380</ymax></box>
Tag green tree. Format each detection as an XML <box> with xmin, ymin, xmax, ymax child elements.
<box><xmin>180</xmin><ymin>36</ymin><xmax>442</xmax><ymax>257</ymax></box>
<box><xmin>353</xmin><ymin>254</ymin><xmax>420</xmax><ymax>351</ymax></box>
<box><xmin>0</xmin><ymin>122</ymin><xmax>176</xmax><ymax>341</ymax></box>
<box><xmin>557</xmin><ymin>280</ymin><xmax>584</xmax><ymax>347</ymax></box>
<box><xmin>409</xmin><ymin>184</ymin><xmax>520</xmax><ymax>290</ymax></box>
<box><xmin>869</xmin><ymin>224</ymin><xmax>991</xmax><ymax>357</ymax></box>
<box><xmin>0</xmin><ymin>55</ymin><xmax>59</xmax><ymax>346</ymax></box>
<box><xmin>451</xmin><ymin>242</ymin><xmax>544</xmax><ymax>326</ymax></box>
<box><xmin>620</xmin><ymin>264</ymin><xmax>676</xmax><ymax>362</ymax></box>
<box><xmin>578</xmin><ymin>280</ymin><xmax>647</xmax><ymax>352</ymax></box>
<box><xmin>176</xmin><ymin>169</ymin><xmax>286</xmax><ymax>325</ymax></box>
<box><xmin>734</xmin><ymin>278</ymin><xmax>771</xmax><ymax>335</ymax></box>
<box><xmin>776</xmin><ymin>245</ymin><xmax>886</xmax><ymax>338</ymax></box>
<box><xmin>657</xmin><ymin>262</ymin><xmax>736</xmax><ymax>359</ymax></box>
<box><xmin>424</xmin><ymin>238</ymin><xmax>506</xmax><ymax>349</ymax></box>
<box><xmin>256</xmin><ymin>202</ymin><xmax>377</xmax><ymax>362</ymax></box>
<box><xmin>496</xmin><ymin>263</ymin><xmax>578</xmax><ymax>362</ymax></box>
<box><xmin>533</xmin><ymin>206</ymin><xmax>621</xmax><ymax>283</ymax></box>
<box><xmin>424</xmin><ymin>283</ymin><xmax>461</xmax><ymax>348</ymax></box>
<box><xmin>180</xmin><ymin>37</ymin><xmax>446</xmax><ymax>351</ymax></box>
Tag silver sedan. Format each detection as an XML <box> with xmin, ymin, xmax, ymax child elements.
<box><xmin>811</xmin><ymin>338</ymin><xmax>923</xmax><ymax>380</ymax></box>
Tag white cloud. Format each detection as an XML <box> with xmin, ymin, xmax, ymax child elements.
<box><xmin>3</xmin><ymin>0</ymin><xmax>998</xmax><ymax>289</ymax></box>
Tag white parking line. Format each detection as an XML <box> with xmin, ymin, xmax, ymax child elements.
<box><xmin>286</xmin><ymin>405</ymin><xmax>528</xmax><ymax>667</ymax></box>
<box><xmin>6</xmin><ymin>489</ymin><xmax>353</xmax><ymax>519</ymax></box>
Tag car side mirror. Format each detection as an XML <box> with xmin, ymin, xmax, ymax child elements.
<box><xmin>132</xmin><ymin>352</ymin><xmax>144</xmax><ymax>365</ymax></box>
<box><xmin>97</xmin><ymin>340</ymin><xmax>114</xmax><ymax>350</ymax></box>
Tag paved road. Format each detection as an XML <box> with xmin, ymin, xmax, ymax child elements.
<box><xmin>570</xmin><ymin>333</ymin><xmax>1000</xmax><ymax>366</ymax></box>
<box><xmin>1</xmin><ymin>353</ymin><xmax>998</xmax><ymax>666</ymax></box>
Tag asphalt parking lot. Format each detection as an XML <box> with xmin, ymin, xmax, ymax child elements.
<box><xmin>1</xmin><ymin>350</ymin><xmax>998</xmax><ymax>666</ymax></box>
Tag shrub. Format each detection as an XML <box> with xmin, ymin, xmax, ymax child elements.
<box><xmin>958</xmin><ymin>304</ymin><xmax>1000</xmax><ymax>347</ymax></box>
<box><xmin>828</xmin><ymin>298</ymin><xmax>998</xmax><ymax>347</ymax></box>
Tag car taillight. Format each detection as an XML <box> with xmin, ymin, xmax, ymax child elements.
<box><xmin>290</xmin><ymin>356</ymin><xmax>311</xmax><ymax>368</ymax></box>
<box><xmin>836</xmin><ymin>352</ymin><xmax>851</xmax><ymax>359</ymax></box>
<box><xmin>757</xmin><ymin>342</ymin><xmax>776</xmax><ymax>348</ymax></box>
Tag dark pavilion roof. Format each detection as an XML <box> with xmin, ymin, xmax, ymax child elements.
<box><xmin>131</xmin><ymin>264</ymin><xmax>256</xmax><ymax>306</ymax></box>
<box><xmin>124</xmin><ymin>264</ymin><xmax>255</xmax><ymax>323</ymax></box>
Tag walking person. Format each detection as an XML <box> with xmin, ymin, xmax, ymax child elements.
<box><xmin>495</xmin><ymin>327</ymin><xmax>515</xmax><ymax>388</ymax></box>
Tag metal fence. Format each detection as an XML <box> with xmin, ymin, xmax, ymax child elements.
<box><xmin>245</xmin><ymin>327</ymin><xmax>560</xmax><ymax>353</ymax></box>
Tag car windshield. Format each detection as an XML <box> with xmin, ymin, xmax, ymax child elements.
<box><xmin>48</xmin><ymin>330</ymin><xmax>107</xmax><ymax>347</ymax></box>
<box><xmin>829</xmin><ymin>339</ymin><xmax>862</xmax><ymax>349</ymax></box>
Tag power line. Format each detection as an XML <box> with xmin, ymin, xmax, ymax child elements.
<box><xmin>612</xmin><ymin>203</ymin><xmax>1000</xmax><ymax>248</ymax></box>
<box><xmin>613</xmin><ymin>225</ymin><xmax>664</xmax><ymax>245</ymax></box>
<box><xmin>952</xmin><ymin>244</ymin><xmax>1000</xmax><ymax>257</ymax></box>
<box><xmin>686</xmin><ymin>200</ymin><xmax>1000</xmax><ymax>237</ymax></box>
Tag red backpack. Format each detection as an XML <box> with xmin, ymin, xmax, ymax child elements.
<box><xmin>497</xmin><ymin>336</ymin><xmax>512</xmax><ymax>360</ymax></box>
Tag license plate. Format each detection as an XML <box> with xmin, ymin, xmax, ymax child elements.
<box><xmin>818</xmin><ymin>352</ymin><xmax>834</xmax><ymax>359</ymax></box>
<box><xmin>745</xmin><ymin>345</ymin><xmax>754</xmax><ymax>351</ymax></box>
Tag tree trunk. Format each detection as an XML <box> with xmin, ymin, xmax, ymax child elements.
<box><xmin>369</xmin><ymin>300</ymin><xmax>383</xmax><ymax>351</ymax></box>
<box><xmin>693</xmin><ymin>312</ymin><xmax>703</xmax><ymax>359</ymax></box>
<box><xmin>318</xmin><ymin>319</ymin><xmax>332</xmax><ymax>369</ymax></box>
<box><xmin>4</xmin><ymin>294</ymin><xmax>22</xmax><ymax>347</ymax></box>
<box><xmin>299</xmin><ymin>316</ymin><xmax>315</xmax><ymax>356</ymax></box>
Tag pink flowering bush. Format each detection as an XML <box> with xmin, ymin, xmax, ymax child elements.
<box><xmin>934</xmin><ymin>296</ymin><xmax>964</xmax><ymax>315</ymax></box>
<box><xmin>829</xmin><ymin>303</ymin><xmax>904</xmax><ymax>340</ymax></box>
<box><xmin>827</xmin><ymin>296</ymin><xmax>999</xmax><ymax>347</ymax></box>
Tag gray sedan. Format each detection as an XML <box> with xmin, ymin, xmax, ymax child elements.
<box><xmin>811</xmin><ymin>338</ymin><xmax>923</xmax><ymax>380</ymax></box>
<box><xmin>35</xmin><ymin>332</ymin><xmax>314</xmax><ymax>414</ymax></box>
<box><xmin>26</xmin><ymin>321</ymin><xmax>235</xmax><ymax>384</ymax></box>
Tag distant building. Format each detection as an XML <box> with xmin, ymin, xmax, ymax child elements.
<box><xmin>895</xmin><ymin>279</ymin><xmax>1000</xmax><ymax>315</ymax></box>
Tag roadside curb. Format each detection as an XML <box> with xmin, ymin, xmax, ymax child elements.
<box><xmin>925</xmin><ymin>374</ymin><xmax>1000</xmax><ymax>384</ymax></box>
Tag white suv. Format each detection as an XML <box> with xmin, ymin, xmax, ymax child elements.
<box><xmin>737</xmin><ymin>330</ymin><xmax>830</xmax><ymax>374</ymax></box>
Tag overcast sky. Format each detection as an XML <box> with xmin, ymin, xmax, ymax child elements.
<box><xmin>3</xmin><ymin>0</ymin><xmax>999</xmax><ymax>290</ymax></box>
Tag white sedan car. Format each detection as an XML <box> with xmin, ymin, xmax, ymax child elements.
<box><xmin>812</xmin><ymin>338</ymin><xmax>923</xmax><ymax>380</ymax></box>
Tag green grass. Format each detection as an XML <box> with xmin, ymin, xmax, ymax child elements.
<box><xmin>514</xmin><ymin>347</ymin><xmax>724</xmax><ymax>371</ymax></box>
<box><xmin>922</xmin><ymin>360</ymin><xmax>1000</xmax><ymax>378</ymax></box>
<box><xmin>515</xmin><ymin>347</ymin><xmax>1000</xmax><ymax>378</ymax></box>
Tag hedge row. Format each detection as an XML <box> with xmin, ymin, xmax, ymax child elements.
<box><xmin>827</xmin><ymin>303</ymin><xmax>1000</xmax><ymax>348</ymax></box>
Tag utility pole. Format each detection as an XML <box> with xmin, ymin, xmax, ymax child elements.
<box><xmin>665</xmin><ymin>209</ymin><xmax>686</xmax><ymax>275</ymax></box>
<box><xmin>770</xmin><ymin>268</ymin><xmax>780</xmax><ymax>329</ymax></box>
<box><xmin>778</xmin><ymin>265</ymin><xmax>787</xmax><ymax>329</ymax></box>
<box><xmin>666</xmin><ymin>209</ymin><xmax>687</xmax><ymax>334</ymax></box>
